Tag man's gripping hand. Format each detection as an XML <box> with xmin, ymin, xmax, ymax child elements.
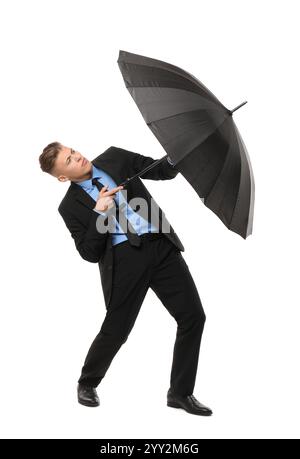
<box><xmin>94</xmin><ymin>185</ymin><xmax>124</xmax><ymax>213</ymax></box>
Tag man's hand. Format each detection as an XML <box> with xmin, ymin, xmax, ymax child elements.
<box><xmin>94</xmin><ymin>185</ymin><xmax>124</xmax><ymax>212</ymax></box>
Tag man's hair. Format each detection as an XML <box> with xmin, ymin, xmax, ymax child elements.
<box><xmin>39</xmin><ymin>141</ymin><xmax>62</xmax><ymax>174</ymax></box>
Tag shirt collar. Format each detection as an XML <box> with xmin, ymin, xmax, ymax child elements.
<box><xmin>76</xmin><ymin>165</ymin><xmax>102</xmax><ymax>191</ymax></box>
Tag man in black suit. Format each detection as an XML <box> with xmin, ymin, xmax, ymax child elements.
<box><xmin>39</xmin><ymin>142</ymin><xmax>212</xmax><ymax>416</ymax></box>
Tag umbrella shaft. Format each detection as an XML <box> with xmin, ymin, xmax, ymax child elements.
<box><xmin>119</xmin><ymin>154</ymin><xmax>168</xmax><ymax>187</ymax></box>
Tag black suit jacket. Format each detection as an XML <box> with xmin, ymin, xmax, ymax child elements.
<box><xmin>58</xmin><ymin>146</ymin><xmax>185</xmax><ymax>307</ymax></box>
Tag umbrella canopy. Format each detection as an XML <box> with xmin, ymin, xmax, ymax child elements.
<box><xmin>117</xmin><ymin>50</ymin><xmax>255</xmax><ymax>239</ymax></box>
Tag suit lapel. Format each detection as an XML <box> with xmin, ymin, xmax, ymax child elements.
<box><xmin>71</xmin><ymin>182</ymin><xmax>96</xmax><ymax>210</ymax></box>
<box><xmin>71</xmin><ymin>155</ymin><xmax>126</xmax><ymax>211</ymax></box>
<box><xmin>91</xmin><ymin>156</ymin><xmax>124</xmax><ymax>186</ymax></box>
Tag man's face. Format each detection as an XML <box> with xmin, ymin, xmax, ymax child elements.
<box><xmin>53</xmin><ymin>145</ymin><xmax>93</xmax><ymax>182</ymax></box>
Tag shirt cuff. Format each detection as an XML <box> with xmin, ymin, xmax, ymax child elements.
<box><xmin>166</xmin><ymin>156</ymin><xmax>175</xmax><ymax>166</ymax></box>
<box><xmin>93</xmin><ymin>208</ymin><xmax>107</xmax><ymax>217</ymax></box>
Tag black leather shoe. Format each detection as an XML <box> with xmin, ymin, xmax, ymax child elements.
<box><xmin>167</xmin><ymin>389</ymin><xmax>212</xmax><ymax>416</ymax></box>
<box><xmin>77</xmin><ymin>384</ymin><xmax>100</xmax><ymax>407</ymax></box>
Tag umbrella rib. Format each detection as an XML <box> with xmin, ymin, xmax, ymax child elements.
<box><xmin>206</xmin><ymin>120</ymin><xmax>243</xmax><ymax>231</ymax></box>
<box><xmin>149</xmin><ymin>117</ymin><xmax>216</xmax><ymax>148</ymax></box>
<box><xmin>129</xmin><ymin>84</ymin><xmax>226</xmax><ymax>113</ymax></box>
<box><xmin>144</xmin><ymin>106</ymin><xmax>227</xmax><ymax>127</ymax></box>
<box><xmin>228</xmin><ymin>165</ymin><xmax>242</xmax><ymax>231</ymax></box>
<box><xmin>229</xmin><ymin>121</ymin><xmax>254</xmax><ymax>236</ymax></box>
<box><xmin>204</xmin><ymin>119</ymin><xmax>234</xmax><ymax>203</ymax></box>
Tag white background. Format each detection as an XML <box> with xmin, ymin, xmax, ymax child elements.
<box><xmin>1</xmin><ymin>0</ymin><xmax>299</xmax><ymax>439</ymax></box>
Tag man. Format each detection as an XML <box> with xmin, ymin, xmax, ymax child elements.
<box><xmin>39</xmin><ymin>142</ymin><xmax>212</xmax><ymax>416</ymax></box>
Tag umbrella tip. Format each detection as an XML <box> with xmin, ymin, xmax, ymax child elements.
<box><xmin>231</xmin><ymin>101</ymin><xmax>248</xmax><ymax>114</ymax></box>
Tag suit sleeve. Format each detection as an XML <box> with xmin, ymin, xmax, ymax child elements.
<box><xmin>116</xmin><ymin>147</ymin><xmax>179</xmax><ymax>181</ymax></box>
<box><xmin>58</xmin><ymin>206</ymin><xmax>108</xmax><ymax>263</ymax></box>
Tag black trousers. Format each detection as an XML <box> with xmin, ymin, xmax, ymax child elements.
<box><xmin>78</xmin><ymin>234</ymin><xmax>206</xmax><ymax>396</ymax></box>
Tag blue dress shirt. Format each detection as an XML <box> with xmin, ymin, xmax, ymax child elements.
<box><xmin>76</xmin><ymin>165</ymin><xmax>159</xmax><ymax>246</ymax></box>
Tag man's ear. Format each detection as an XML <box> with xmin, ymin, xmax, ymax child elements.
<box><xmin>57</xmin><ymin>175</ymin><xmax>69</xmax><ymax>183</ymax></box>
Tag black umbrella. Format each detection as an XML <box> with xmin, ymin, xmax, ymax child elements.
<box><xmin>117</xmin><ymin>50</ymin><xmax>255</xmax><ymax>239</ymax></box>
